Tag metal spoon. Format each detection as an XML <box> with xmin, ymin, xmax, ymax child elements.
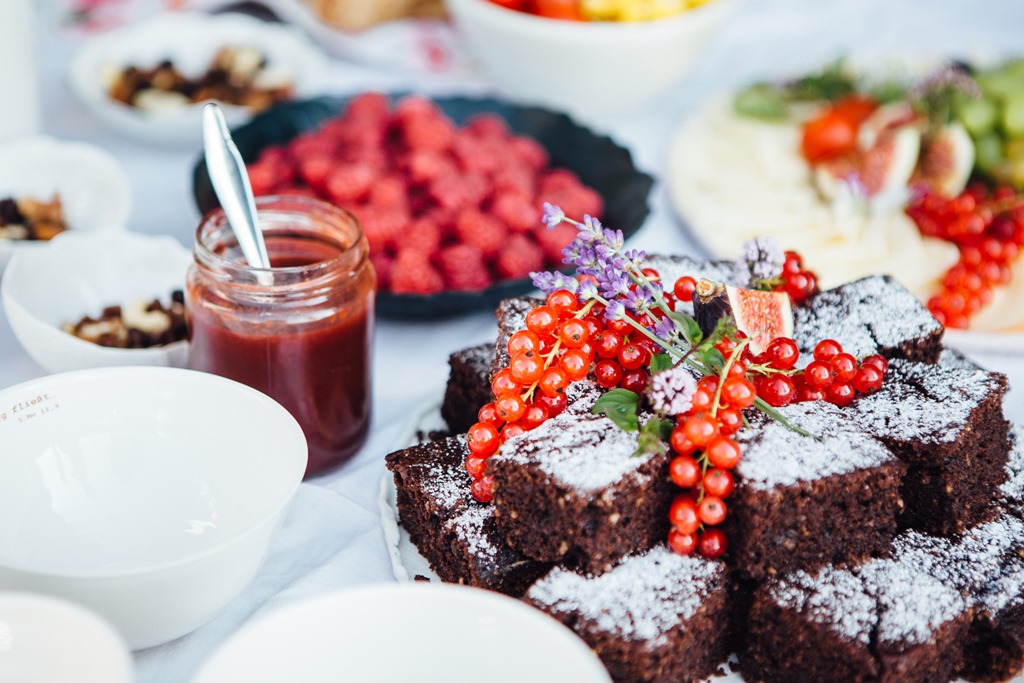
<box><xmin>201</xmin><ymin>102</ymin><xmax>271</xmax><ymax>270</ymax></box>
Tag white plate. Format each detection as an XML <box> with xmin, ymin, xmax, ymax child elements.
<box><xmin>191</xmin><ymin>582</ymin><xmax>612</xmax><ymax>683</ymax></box>
<box><xmin>0</xmin><ymin>136</ymin><xmax>130</xmax><ymax>274</ymax></box>
<box><xmin>67</xmin><ymin>12</ymin><xmax>328</xmax><ymax>146</ymax></box>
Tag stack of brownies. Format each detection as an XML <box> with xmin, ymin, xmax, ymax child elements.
<box><xmin>385</xmin><ymin>255</ymin><xmax>1023</xmax><ymax>683</ymax></box>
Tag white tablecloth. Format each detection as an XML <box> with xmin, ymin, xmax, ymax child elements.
<box><xmin>3</xmin><ymin>0</ymin><xmax>1023</xmax><ymax>680</ymax></box>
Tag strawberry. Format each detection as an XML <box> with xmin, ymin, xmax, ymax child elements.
<box><xmin>494</xmin><ymin>234</ymin><xmax>544</xmax><ymax>280</ymax></box>
<box><xmin>390</xmin><ymin>249</ymin><xmax>445</xmax><ymax>294</ymax></box>
<box><xmin>435</xmin><ymin>243</ymin><xmax>491</xmax><ymax>291</ymax></box>
<box><xmin>453</xmin><ymin>208</ymin><xmax>507</xmax><ymax>259</ymax></box>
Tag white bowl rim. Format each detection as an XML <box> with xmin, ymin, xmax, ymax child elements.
<box><xmin>0</xmin><ymin>366</ymin><xmax>308</xmax><ymax>578</ymax></box>
<box><xmin>448</xmin><ymin>0</ymin><xmax>734</xmax><ymax>39</ymax></box>
<box><xmin>193</xmin><ymin>582</ymin><xmax>611</xmax><ymax>681</ymax></box>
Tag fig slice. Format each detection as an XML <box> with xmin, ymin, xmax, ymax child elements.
<box><xmin>910</xmin><ymin>122</ymin><xmax>975</xmax><ymax>197</ymax></box>
<box><xmin>692</xmin><ymin>279</ymin><xmax>794</xmax><ymax>355</ymax></box>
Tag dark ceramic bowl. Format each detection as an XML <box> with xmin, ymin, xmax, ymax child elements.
<box><xmin>192</xmin><ymin>94</ymin><xmax>654</xmax><ymax>319</ymax></box>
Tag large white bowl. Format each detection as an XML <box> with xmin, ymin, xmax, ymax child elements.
<box><xmin>192</xmin><ymin>583</ymin><xmax>613</xmax><ymax>683</ymax></box>
<box><xmin>0</xmin><ymin>367</ymin><xmax>308</xmax><ymax>650</ymax></box>
<box><xmin>0</xmin><ymin>136</ymin><xmax>130</xmax><ymax>273</ymax></box>
<box><xmin>68</xmin><ymin>12</ymin><xmax>328</xmax><ymax>146</ymax></box>
<box><xmin>445</xmin><ymin>0</ymin><xmax>734</xmax><ymax>121</ymax></box>
<box><xmin>2</xmin><ymin>231</ymin><xmax>192</xmax><ymax>374</ymax></box>
<box><xmin>0</xmin><ymin>592</ymin><xmax>132</xmax><ymax>683</ymax></box>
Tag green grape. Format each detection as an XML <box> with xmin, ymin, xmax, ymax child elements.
<box><xmin>974</xmin><ymin>132</ymin><xmax>1005</xmax><ymax>175</ymax></box>
<box><xmin>978</xmin><ymin>69</ymin><xmax>1024</xmax><ymax>101</ymax></box>
<box><xmin>958</xmin><ymin>97</ymin><xmax>999</xmax><ymax>135</ymax></box>
<box><xmin>1002</xmin><ymin>94</ymin><xmax>1024</xmax><ymax>137</ymax></box>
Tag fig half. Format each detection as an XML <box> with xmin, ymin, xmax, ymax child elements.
<box><xmin>693</xmin><ymin>279</ymin><xmax>794</xmax><ymax>355</ymax></box>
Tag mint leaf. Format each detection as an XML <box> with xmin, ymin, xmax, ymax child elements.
<box><xmin>650</xmin><ymin>353</ymin><xmax>674</xmax><ymax>374</ymax></box>
<box><xmin>699</xmin><ymin>347</ymin><xmax>726</xmax><ymax>372</ymax></box>
<box><xmin>592</xmin><ymin>388</ymin><xmax>640</xmax><ymax>432</ymax></box>
<box><xmin>634</xmin><ymin>416</ymin><xmax>673</xmax><ymax>457</ymax></box>
<box><xmin>670</xmin><ymin>311</ymin><xmax>703</xmax><ymax>345</ymax></box>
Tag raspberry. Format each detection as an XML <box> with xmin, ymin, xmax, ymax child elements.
<box><xmin>369</xmin><ymin>251</ymin><xmax>394</xmax><ymax>290</ymax></box>
<box><xmin>247</xmin><ymin>160</ymin><xmax>281</xmax><ymax>196</ymax></box>
<box><xmin>405</xmin><ymin>150</ymin><xmax>455</xmax><ymax>186</ymax></box>
<box><xmin>344</xmin><ymin>93</ymin><xmax>390</xmax><ymax>125</ymax></box>
<box><xmin>490</xmin><ymin>193</ymin><xmax>540</xmax><ymax>233</ymax></box>
<box><xmin>429</xmin><ymin>174</ymin><xmax>475</xmax><ymax>211</ymax></box>
<box><xmin>323</xmin><ymin>163</ymin><xmax>376</xmax><ymax>205</ymax></box>
<box><xmin>297</xmin><ymin>154</ymin><xmax>334</xmax><ymax>192</ymax></box>
<box><xmin>494</xmin><ymin>234</ymin><xmax>544</xmax><ymax>279</ymax></box>
<box><xmin>389</xmin><ymin>250</ymin><xmax>444</xmax><ymax>295</ymax></box>
<box><xmin>275</xmin><ymin>184</ymin><xmax>319</xmax><ymax>200</ymax></box>
<box><xmin>452</xmin><ymin>134</ymin><xmax>504</xmax><ymax>176</ymax></box>
<box><xmin>368</xmin><ymin>175</ymin><xmax>409</xmax><ymax>212</ymax></box>
<box><xmin>400</xmin><ymin>115</ymin><xmax>456</xmax><ymax>153</ymax></box>
<box><xmin>464</xmin><ymin>113</ymin><xmax>510</xmax><ymax>140</ymax></box>
<box><xmin>289</xmin><ymin>132</ymin><xmax>336</xmax><ymax>160</ymax></box>
<box><xmin>435</xmin><ymin>243</ymin><xmax>491</xmax><ymax>291</ymax></box>
<box><xmin>509</xmin><ymin>136</ymin><xmax>549</xmax><ymax>172</ymax></box>
<box><xmin>491</xmin><ymin>164</ymin><xmax>536</xmax><ymax>199</ymax></box>
<box><xmin>535</xmin><ymin>222</ymin><xmax>577</xmax><ymax>264</ymax></box>
<box><xmin>544</xmin><ymin>185</ymin><xmax>603</xmax><ymax>220</ymax></box>
<box><xmin>401</xmin><ymin>218</ymin><xmax>443</xmax><ymax>256</ymax></box>
<box><xmin>453</xmin><ymin>208</ymin><xmax>507</xmax><ymax>259</ymax></box>
<box><xmin>539</xmin><ymin>168</ymin><xmax>582</xmax><ymax>194</ymax></box>
<box><xmin>359</xmin><ymin>207</ymin><xmax>408</xmax><ymax>254</ymax></box>
<box><xmin>393</xmin><ymin>95</ymin><xmax>441</xmax><ymax>122</ymax></box>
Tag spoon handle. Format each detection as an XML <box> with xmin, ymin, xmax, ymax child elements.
<box><xmin>202</xmin><ymin>103</ymin><xmax>271</xmax><ymax>270</ymax></box>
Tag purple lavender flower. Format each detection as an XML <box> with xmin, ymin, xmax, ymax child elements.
<box><xmin>647</xmin><ymin>364</ymin><xmax>698</xmax><ymax>416</ymax></box>
<box><xmin>542</xmin><ymin>202</ymin><xmax>566</xmax><ymax>230</ymax></box>
<box><xmin>578</xmin><ymin>278</ymin><xmax>599</xmax><ymax>301</ymax></box>
<box><xmin>531</xmin><ymin>270</ymin><xmax>579</xmax><ymax>295</ymax></box>
<box><xmin>605</xmin><ymin>299</ymin><xmax>626</xmax><ymax>321</ymax></box>
<box><xmin>653</xmin><ymin>315</ymin><xmax>676</xmax><ymax>341</ymax></box>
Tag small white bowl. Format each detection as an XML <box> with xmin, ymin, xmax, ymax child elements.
<box><xmin>68</xmin><ymin>12</ymin><xmax>328</xmax><ymax>146</ymax></box>
<box><xmin>2</xmin><ymin>231</ymin><xmax>192</xmax><ymax>374</ymax></box>
<box><xmin>0</xmin><ymin>592</ymin><xmax>132</xmax><ymax>683</ymax></box>
<box><xmin>0</xmin><ymin>367</ymin><xmax>307</xmax><ymax>650</ymax></box>
<box><xmin>192</xmin><ymin>583</ymin><xmax>612</xmax><ymax>683</ymax></box>
<box><xmin>445</xmin><ymin>0</ymin><xmax>734</xmax><ymax>121</ymax></box>
<box><xmin>0</xmin><ymin>136</ymin><xmax>130</xmax><ymax>274</ymax></box>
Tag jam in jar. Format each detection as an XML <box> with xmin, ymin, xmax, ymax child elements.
<box><xmin>187</xmin><ymin>195</ymin><xmax>375</xmax><ymax>477</ymax></box>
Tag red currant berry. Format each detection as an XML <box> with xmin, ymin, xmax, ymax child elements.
<box><xmin>525</xmin><ymin>305</ymin><xmax>558</xmax><ymax>336</ymax></box>
<box><xmin>702</xmin><ymin>468</ymin><xmax>735</xmax><ymax>498</ymax></box>
<box><xmin>683</xmin><ymin>413</ymin><xmax>720</xmax><ymax>449</ymax></box>
<box><xmin>581</xmin><ymin>315</ymin><xmax>603</xmax><ymax>338</ymax></box>
<box><xmin>783</xmin><ymin>250</ymin><xmax>803</xmax><ymax>274</ymax></box>
<box><xmin>764</xmin><ymin>337</ymin><xmax>800</xmax><ymax>370</ymax></box>
<box><xmin>557</xmin><ymin>319</ymin><xmax>589</xmax><ymax>349</ymax></box>
<box><xmin>852</xmin><ymin>365</ymin><xmax>884</xmax><ymax>394</ymax></box>
<box><xmin>813</xmin><ymin>339</ymin><xmax>843</xmax><ymax>362</ymax></box>
<box><xmin>699</xmin><ymin>495</ymin><xmax>728</xmax><ymax>526</ymax></box>
<box><xmin>620</xmin><ymin>368</ymin><xmax>649</xmax><ymax>393</ymax></box>
<box><xmin>491</xmin><ymin>368</ymin><xmax>521</xmax><ymax>398</ymax></box>
<box><xmin>830</xmin><ymin>353</ymin><xmax>858</xmax><ymax>383</ymax></box>
<box><xmin>495</xmin><ymin>394</ymin><xmax>526</xmax><ymax>422</ymax></box>
<box><xmin>861</xmin><ymin>354</ymin><xmax>889</xmax><ymax>375</ymax></box>
<box><xmin>717</xmin><ymin>407</ymin><xmax>743</xmax><ymax>435</ymax></box>
<box><xmin>803</xmin><ymin>360</ymin><xmax>834</xmax><ymax>389</ymax></box>
<box><xmin>520</xmin><ymin>402</ymin><xmax>549</xmax><ymax>430</ymax></box>
<box><xmin>500</xmin><ymin>423</ymin><xmax>525</xmax><ymax>443</ymax></box>
<box><xmin>466</xmin><ymin>421</ymin><xmax>500</xmax><ymax>457</ymax></box>
<box><xmin>477</xmin><ymin>402</ymin><xmax>503</xmax><ymax>428</ymax></box>
<box><xmin>670</xmin><ymin>426</ymin><xmax>697</xmax><ymax>456</ymax></box>
<box><xmin>757</xmin><ymin>375</ymin><xmax>796</xmax><ymax>407</ymax></box>
<box><xmin>641</xmin><ymin>267</ymin><xmax>661</xmax><ymax>281</ymax></box>
<box><xmin>559</xmin><ymin>349</ymin><xmax>590</xmax><ymax>382</ymax></box>
<box><xmin>796</xmin><ymin>384</ymin><xmax>826</xmax><ymax>402</ymax></box>
<box><xmin>669</xmin><ymin>495</ymin><xmax>700</xmax><ymax>535</ymax></box>
<box><xmin>727</xmin><ymin>359</ymin><xmax>748</xmax><ymax>377</ymax></box>
<box><xmin>691</xmin><ymin>387</ymin><xmax>714</xmax><ymax>413</ymax></box>
<box><xmin>698</xmin><ymin>528</ymin><xmax>728</xmax><ymax>559</ymax></box>
<box><xmin>825</xmin><ymin>382</ymin><xmax>856</xmax><ymax>407</ymax></box>
<box><xmin>465</xmin><ymin>454</ymin><xmax>488</xmax><ymax>479</ymax></box>
<box><xmin>721</xmin><ymin>376</ymin><xmax>757</xmax><ymax>409</ymax></box>
<box><xmin>618</xmin><ymin>343</ymin><xmax>649</xmax><ymax>371</ymax></box>
<box><xmin>673</xmin><ymin>276</ymin><xmax>698</xmax><ymax>303</ymax></box>
<box><xmin>669</xmin><ymin>454</ymin><xmax>701</xmax><ymax>489</ymax></box>
<box><xmin>535</xmin><ymin>391</ymin><xmax>568</xmax><ymax>418</ymax></box>
<box><xmin>509</xmin><ymin>353</ymin><xmax>543</xmax><ymax>385</ymax></box>
<box><xmin>471</xmin><ymin>476</ymin><xmax>494</xmax><ymax>503</ymax></box>
<box><xmin>546</xmin><ymin>289</ymin><xmax>579</xmax><ymax>317</ymax></box>
<box><xmin>538</xmin><ymin>366</ymin><xmax>569</xmax><ymax>398</ymax></box>
<box><xmin>706</xmin><ymin>435</ymin><xmax>742</xmax><ymax>469</ymax></box>
<box><xmin>507</xmin><ymin>329</ymin><xmax>541</xmax><ymax>358</ymax></box>
<box><xmin>668</xmin><ymin>528</ymin><xmax>698</xmax><ymax>555</ymax></box>
<box><xmin>594</xmin><ymin>330</ymin><xmax>624</xmax><ymax>359</ymax></box>
<box><xmin>594</xmin><ymin>359</ymin><xmax>624</xmax><ymax>388</ymax></box>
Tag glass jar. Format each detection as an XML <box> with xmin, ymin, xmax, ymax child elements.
<box><xmin>186</xmin><ymin>195</ymin><xmax>375</xmax><ymax>478</ymax></box>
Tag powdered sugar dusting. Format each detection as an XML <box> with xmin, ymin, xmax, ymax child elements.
<box><xmin>643</xmin><ymin>255</ymin><xmax>737</xmax><ymax>314</ymax></box>
<box><xmin>500</xmin><ymin>413</ymin><xmax>653</xmax><ymax>493</ymax></box>
<box><xmin>794</xmin><ymin>275</ymin><xmax>939</xmax><ymax>362</ymax></box>
<box><xmin>860</xmin><ymin>558</ymin><xmax>965</xmax><ymax>646</ymax></box>
<box><xmin>772</xmin><ymin>566</ymin><xmax>876</xmax><ymax>644</ymax></box>
<box><xmin>527</xmin><ymin>546</ymin><xmax>723</xmax><ymax>645</ymax></box>
<box><xmin>847</xmin><ymin>357</ymin><xmax>1004</xmax><ymax>445</ymax></box>
<box><xmin>415</xmin><ymin>436</ymin><xmax>472</xmax><ymax>509</ymax></box>
<box><xmin>445</xmin><ymin>504</ymin><xmax>500</xmax><ymax>562</ymax></box>
<box><xmin>735</xmin><ymin>401</ymin><xmax>895</xmax><ymax>488</ymax></box>
<box><xmin>564</xmin><ymin>379</ymin><xmax>603</xmax><ymax>415</ymax></box>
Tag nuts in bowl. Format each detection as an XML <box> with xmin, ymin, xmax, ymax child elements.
<box><xmin>1</xmin><ymin>231</ymin><xmax>192</xmax><ymax>374</ymax></box>
<box><xmin>444</xmin><ymin>0</ymin><xmax>734</xmax><ymax>120</ymax></box>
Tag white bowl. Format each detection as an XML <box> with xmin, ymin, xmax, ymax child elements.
<box><xmin>68</xmin><ymin>12</ymin><xmax>328</xmax><ymax>146</ymax></box>
<box><xmin>192</xmin><ymin>583</ymin><xmax>612</xmax><ymax>683</ymax></box>
<box><xmin>445</xmin><ymin>0</ymin><xmax>734</xmax><ymax>121</ymax></box>
<box><xmin>2</xmin><ymin>231</ymin><xmax>192</xmax><ymax>374</ymax></box>
<box><xmin>0</xmin><ymin>367</ymin><xmax>308</xmax><ymax>650</ymax></box>
<box><xmin>0</xmin><ymin>136</ymin><xmax>130</xmax><ymax>274</ymax></box>
<box><xmin>0</xmin><ymin>592</ymin><xmax>132</xmax><ymax>683</ymax></box>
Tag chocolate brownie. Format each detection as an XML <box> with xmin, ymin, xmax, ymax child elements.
<box><xmin>488</xmin><ymin>412</ymin><xmax>674</xmax><ymax>575</ymax></box>
<box><xmin>384</xmin><ymin>435</ymin><xmax>550</xmax><ymax>595</ymax></box>
<box><xmin>846</xmin><ymin>353</ymin><xmax>1010</xmax><ymax>535</ymax></box>
<box><xmin>440</xmin><ymin>342</ymin><xmax>495</xmax><ymax>434</ymax></box>
<box><xmin>793</xmin><ymin>275</ymin><xmax>944</xmax><ymax>365</ymax></box>
<box><xmin>728</xmin><ymin>401</ymin><xmax>906</xmax><ymax>581</ymax></box>
<box><xmin>744</xmin><ymin>555</ymin><xmax>971</xmax><ymax>683</ymax></box>
<box><xmin>524</xmin><ymin>546</ymin><xmax>729</xmax><ymax>683</ymax></box>
<box><xmin>1000</xmin><ymin>426</ymin><xmax>1024</xmax><ymax>520</ymax></box>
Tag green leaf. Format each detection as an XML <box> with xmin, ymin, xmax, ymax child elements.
<box><xmin>699</xmin><ymin>347</ymin><xmax>726</xmax><ymax>372</ymax></box>
<box><xmin>650</xmin><ymin>353</ymin><xmax>674</xmax><ymax>374</ymax></box>
<box><xmin>633</xmin><ymin>417</ymin><xmax>674</xmax><ymax>458</ymax></box>
<box><xmin>592</xmin><ymin>388</ymin><xmax>640</xmax><ymax>432</ymax></box>
<box><xmin>734</xmin><ymin>83</ymin><xmax>789</xmax><ymax>120</ymax></box>
<box><xmin>670</xmin><ymin>312</ymin><xmax>703</xmax><ymax>346</ymax></box>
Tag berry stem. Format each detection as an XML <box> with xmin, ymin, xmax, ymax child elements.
<box><xmin>711</xmin><ymin>339</ymin><xmax>751</xmax><ymax>417</ymax></box>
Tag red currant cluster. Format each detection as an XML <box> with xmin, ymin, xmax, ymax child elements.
<box><xmin>906</xmin><ymin>184</ymin><xmax>1024</xmax><ymax>329</ymax></box>
<box><xmin>779</xmin><ymin>250</ymin><xmax>819</xmax><ymax>303</ymax></box>
<box><xmin>464</xmin><ymin>285</ymin><xmax>665</xmax><ymax>502</ymax></box>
